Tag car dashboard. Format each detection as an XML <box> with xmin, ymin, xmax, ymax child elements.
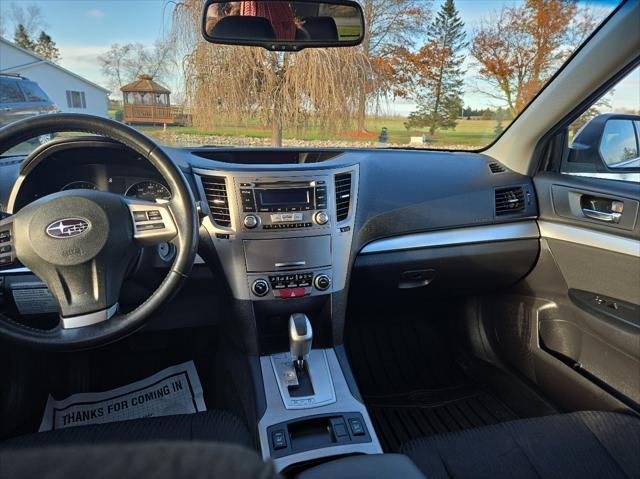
<box><xmin>0</xmin><ymin>136</ymin><xmax>539</xmax><ymax>325</ymax></box>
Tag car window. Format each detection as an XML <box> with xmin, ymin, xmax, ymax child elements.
<box><xmin>0</xmin><ymin>79</ymin><xmax>26</xmax><ymax>103</ymax></box>
<box><xmin>562</xmin><ymin>65</ymin><xmax>640</xmax><ymax>183</ymax></box>
<box><xmin>19</xmin><ymin>82</ymin><xmax>49</xmax><ymax>103</ymax></box>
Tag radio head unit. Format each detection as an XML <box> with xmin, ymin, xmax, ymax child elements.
<box><xmin>254</xmin><ymin>183</ymin><xmax>315</xmax><ymax>212</ymax></box>
<box><xmin>239</xmin><ymin>179</ymin><xmax>329</xmax><ymax>230</ymax></box>
<box><xmin>242</xmin><ymin>180</ymin><xmax>326</xmax><ymax>213</ymax></box>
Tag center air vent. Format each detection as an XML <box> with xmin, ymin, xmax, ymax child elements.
<box><xmin>334</xmin><ymin>173</ymin><xmax>352</xmax><ymax>222</ymax></box>
<box><xmin>489</xmin><ymin>162</ymin><xmax>506</xmax><ymax>173</ymax></box>
<box><xmin>495</xmin><ymin>186</ymin><xmax>525</xmax><ymax>215</ymax></box>
<box><xmin>200</xmin><ymin>176</ymin><xmax>231</xmax><ymax>227</ymax></box>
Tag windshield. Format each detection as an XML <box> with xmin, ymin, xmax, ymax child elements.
<box><xmin>0</xmin><ymin>0</ymin><xmax>618</xmax><ymax>155</ymax></box>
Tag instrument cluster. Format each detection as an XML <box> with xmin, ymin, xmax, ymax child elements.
<box><xmin>60</xmin><ymin>178</ymin><xmax>171</xmax><ymax>201</ymax></box>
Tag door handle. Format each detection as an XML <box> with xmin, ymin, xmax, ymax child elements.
<box><xmin>582</xmin><ymin>208</ymin><xmax>622</xmax><ymax>223</ymax></box>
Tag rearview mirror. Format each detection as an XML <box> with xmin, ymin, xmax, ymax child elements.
<box><xmin>201</xmin><ymin>0</ymin><xmax>365</xmax><ymax>51</ymax></box>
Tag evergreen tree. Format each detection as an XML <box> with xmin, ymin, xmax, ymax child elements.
<box><xmin>34</xmin><ymin>31</ymin><xmax>61</xmax><ymax>63</ymax></box>
<box><xmin>13</xmin><ymin>24</ymin><xmax>35</xmax><ymax>51</ymax></box>
<box><xmin>405</xmin><ymin>0</ymin><xmax>466</xmax><ymax>135</ymax></box>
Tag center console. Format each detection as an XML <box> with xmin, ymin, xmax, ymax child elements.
<box><xmin>194</xmin><ymin>164</ymin><xmax>382</xmax><ymax>471</ymax></box>
<box><xmin>258</xmin><ymin>314</ymin><xmax>382</xmax><ymax>470</ymax></box>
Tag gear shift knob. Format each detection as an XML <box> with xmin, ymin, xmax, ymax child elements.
<box><xmin>289</xmin><ymin>313</ymin><xmax>312</xmax><ymax>370</ymax></box>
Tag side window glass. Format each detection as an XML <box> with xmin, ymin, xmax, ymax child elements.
<box><xmin>563</xmin><ymin>65</ymin><xmax>639</xmax><ymax>183</ymax></box>
<box><xmin>19</xmin><ymin>82</ymin><xmax>49</xmax><ymax>102</ymax></box>
<box><xmin>0</xmin><ymin>79</ymin><xmax>26</xmax><ymax>103</ymax></box>
<box><xmin>599</xmin><ymin>120</ymin><xmax>638</xmax><ymax>168</ymax></box>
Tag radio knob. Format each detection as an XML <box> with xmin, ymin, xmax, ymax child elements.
<box><xmin>243</xmin><ymin>214</ymin><xmax>260</xmax><ymax>229</ymax></box>
<box><xmin>252</xmin><ymin>279</ymin><xmax>270</xmax><ymax>297</ymax></box>
<box><xmin>314</xmin><ymin>211</ymin><xmax>330</xmax><ymax>226</ymax></box>
<box><xmin>314</xmin><ymin>274</ymin><xmax>331</xmax><ymax>291</ymax></box>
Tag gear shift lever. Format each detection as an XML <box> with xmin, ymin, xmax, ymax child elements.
<box><xmin>289</xmin><ymin>313</ymin><xmax>312</xmax><ymax>371</ymax></box>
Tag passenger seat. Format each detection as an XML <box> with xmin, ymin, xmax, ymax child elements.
<box><xmin>401</xmin><ymin>411</ymin><xmax>640</xmax><ymax>479</ymax></box>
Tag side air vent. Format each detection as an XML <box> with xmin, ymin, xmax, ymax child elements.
<box><xmin>495</xmin><ymin>186</ymin><xmax>525</xmax><ymax>215</ymax></box>
<box><xmin>489</xmin><ymin>162</ymin><xmax>506</xmax><ymax>173</ymax></box>
<box><xmin>200</xmin><ymin>176</ymin><xmax>231</xmax><ymax>227</ymax></box>
<box><xmin>334</xmin><ymin>173</ymin><xmax>352</xmax><ymax>222</ymax></box>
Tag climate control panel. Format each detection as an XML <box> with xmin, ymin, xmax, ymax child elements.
<box><xmin>249</xmin><ymin>271</ymin><xmax>332</xmax><ymax>300</ymax></box>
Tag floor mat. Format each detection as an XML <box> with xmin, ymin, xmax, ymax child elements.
<box><xmin>346</xmin><ymin>318</ymin><xmax>520</xmax><ymax>452</ymax></box>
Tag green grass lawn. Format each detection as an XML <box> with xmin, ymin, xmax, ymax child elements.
<box><xmin>136</xmin><ymin>117</ymin><xmax>507</xmax><ymax>148</ymax></box>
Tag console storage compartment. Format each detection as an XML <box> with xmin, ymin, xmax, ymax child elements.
<box><xmin>244</xmin><ymin>236</ymin><xmax>331</xmax><ymax>272</ymax></box>
<box><xmin>295</xmin><ymin>454</ymin><xmax>426</xmax><ymax>479</ymax></box>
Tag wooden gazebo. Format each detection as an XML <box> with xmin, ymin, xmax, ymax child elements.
<box><xmin>121</xmin><ymin>74</ymin><xmax>174</xmax><ymax>125</ymax></box>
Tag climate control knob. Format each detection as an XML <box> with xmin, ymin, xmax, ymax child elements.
<box><xmin>314</xmin><ymin>274</ymin><xmax>331</xmax><ymax>291</ymax></box>
<box><xmin>251</xmin><ymin>279</ymin><xmax>270</xmax><ymax>297</ymax></box>
<box><xmin>314</xmin><ymin>211</ymin><xmax>330</xmax><ymax>226</ymax></box>
<box><xmin>243</xmin><ymin>214</ymin><xmax>260</xmax><ymax>229</ymax></box>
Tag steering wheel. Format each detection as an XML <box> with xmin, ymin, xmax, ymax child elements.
<box><xmin>0</xmin><ymin>114</ymin><xmax>198</xmax><ymax>350</ymax></box>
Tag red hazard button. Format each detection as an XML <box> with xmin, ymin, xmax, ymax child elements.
<box><xmin>279</xmin><ymin>287</ymin><xmax>306</xmax><ymax>299</ymax></box>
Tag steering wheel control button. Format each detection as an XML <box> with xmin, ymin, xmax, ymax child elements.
<box><xmin>314</xmin><ymin>274</ymin><xmax>331</xmax><ymax>291</ymax></box>
<box><xmin>133</xmin><ymin>211</ymin><xmax>148</xmax><ymax>222</ymax></box>
<box><xmin>147</xmin><ymin>210</ymin><xmax>162</xmax><ymax>221</ymax></box>
<box><xmin>243</xmin><ymin>214</ymin><xmax>260</xmax><ymax>229</ymax></box>
<box><xmin>0</xmin><ymin>245</ymin><xmax>11</xmax><ymax>254</ymax></box>
<box><xmin>0</xmin><ymin>230</ymin><xmax>10</xmax><ymax>243</ymax></box>
<box><xmin>136</xmin><ymin>222</ymin><xmax>166</xmax><ymax>232</ymax></box>
<box><xmin>252</xmin><ymin>279</ymin><xmax>270</xmax><ymax>297</ymax></box>
<box><xmin>313</xmin><ymin>211</ymin><xmax>329</xmax><ymax>225</ymax></box>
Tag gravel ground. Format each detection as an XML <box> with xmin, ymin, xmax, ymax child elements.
<box><xmin>150</xmin><ymin>132</ymin><xmax>477</xmax><ymax>150</ymax></box>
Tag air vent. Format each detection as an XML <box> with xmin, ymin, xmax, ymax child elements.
<box><xmin>200</xmin><ymin>176</ymin><xmax>231</xmax><ymax>227</ymax></box>
<box><xmin>334</xmin><ymin>173</ymin><xmax>352</xmax><ymax>222</ymax></box>
<box><xmin>495</xmin><ymin>186</ymin><xmax>525</xmax><ymax>215</ymax></box>
<box><xmin>489</xmin><ymin>162</ymin><xmax>506</xmax><ymax>173</ymax></box>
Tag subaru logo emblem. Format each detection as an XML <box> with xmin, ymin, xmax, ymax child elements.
<box><xmin>46</xmin><ymin>218</ymin><xmax>90</xmax><ymax>238</ymax></box>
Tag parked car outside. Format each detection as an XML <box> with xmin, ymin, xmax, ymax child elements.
<box><xmin>0</xmin><ymin>74</ymin><xmax>58</xmax><ymax>150</ymax></box>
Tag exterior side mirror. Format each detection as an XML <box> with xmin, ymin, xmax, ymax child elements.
<box><xmin>567</xmin><ymin>114</ymin><xmax>640</xmax><ymax>175</ymax></box>
<box><xmin>598</xmin><ymin>118</ymin><xmax>640</xmax><ymax>169</ymax></box>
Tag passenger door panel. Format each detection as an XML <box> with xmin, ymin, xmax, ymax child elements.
<box><xmin>529</xmin><ymin>172</ymin><xmax>640</xmax><ymax>408</ymax></box>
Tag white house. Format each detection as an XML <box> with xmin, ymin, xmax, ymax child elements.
<box><xmin>0</xmin><ymin>37</ymin><xmax>109</xmax><ymax>117</ymax></box>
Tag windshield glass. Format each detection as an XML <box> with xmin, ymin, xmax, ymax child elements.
<box><xmin>0</xmin><ymin>0</ymin><xmax>618</xmax><ymax>154</ymax></box>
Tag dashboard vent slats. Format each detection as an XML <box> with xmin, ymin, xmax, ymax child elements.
<box><xmin>489</xmin><ymin>162</ymin><xmax>506</xmax><ymax>173</ymax></box>
<box><xmin>201</xmin><ymin>176</ymin><xmax>231</xmax><ymax>227</ymax></box>
<box><xmin>334</xmin><ymin>173</ymin><xmax>352</xmax><ymax>222</ymax></box>
<box><xmin>495</xmin><ymin>186</ymin><xmax>525</xmax><ymax>215</ymax></box>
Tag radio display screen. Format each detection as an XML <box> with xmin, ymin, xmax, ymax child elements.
<box><xmin>256</xmin><ymin>188</ymin><xmax>311</xmax><ymax>207</ymax></box>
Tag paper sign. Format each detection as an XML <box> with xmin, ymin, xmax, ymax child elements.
<box><xmin>39</xmin><ymin>361</ymin><xmax>206</xmax><ymax>432</ymax></box>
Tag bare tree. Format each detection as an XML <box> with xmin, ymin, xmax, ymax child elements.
<box><xmin>172</xmin><ymin>0</ymin><xmax>371</xmax><ymax>146</ymax></box>
<box><xmin>6</xmin><ymin>2</ymin><xmax>47</xmax><ymax>38</ymax></box>
<box><xmin>99</xmin><ymin>41</ymin><xmax>176</xmax><ymax>93</ymax></box>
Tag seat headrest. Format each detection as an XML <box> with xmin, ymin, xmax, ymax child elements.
<box><xmin>211</xmin><ymin>16</ymin><xmax>277</xmax><ymax>41</ymax></box>
<box><xmin>297</xmin><ymin>16</ymin><xmax>339</xmax><ymax>42</ymax></box>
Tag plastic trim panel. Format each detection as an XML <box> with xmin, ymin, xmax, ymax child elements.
<box><xmin>360</xmin><ymin>221</ymin><xmax>539</xmax><ymax>255</ymax></box>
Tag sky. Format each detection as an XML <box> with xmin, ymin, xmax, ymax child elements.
<box><xmin>1</xmin><ymin>0</ymin><xmax>633</xmax><ymax>116</ymax></box>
